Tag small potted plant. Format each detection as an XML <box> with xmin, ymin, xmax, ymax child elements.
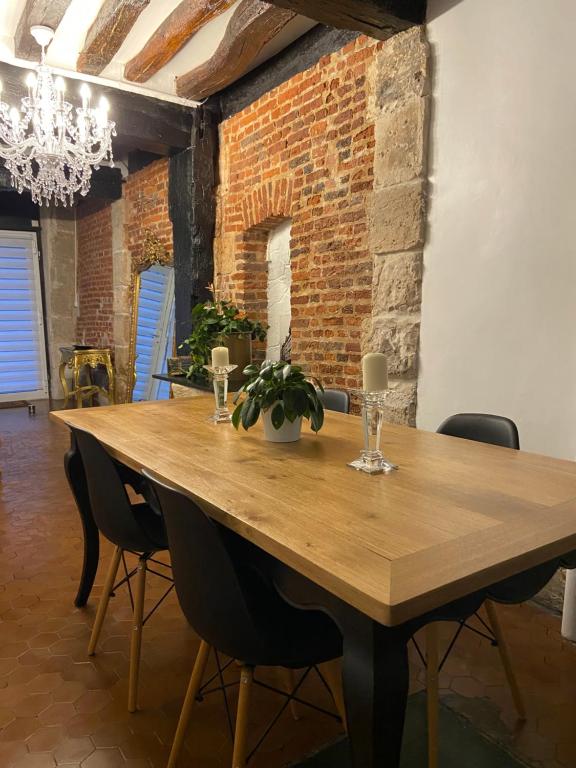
<box><xmin>232</xmin><ymin>360</ymin><xmax>324</xmax><ymax>442</ymax></box>
<box><xmin>178</xmin><ymin>292</ymin><xmax>267</xmax><ymax>387</ymax></box>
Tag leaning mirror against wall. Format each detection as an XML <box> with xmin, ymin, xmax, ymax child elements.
<box><xmin>127</xmin><ymin>232</ymin><xmax>174</xmax><ymax>402</ymax></box>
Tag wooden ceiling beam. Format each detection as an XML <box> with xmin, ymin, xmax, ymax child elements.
<box><xmin>176</xmin><ymin>0</ymin><xmax>296</xmax><ymax>100</ymax></box>
<box><xmin>266</xmin><ymin>0</ymin><xmax>427</xmax><ymax>40</ymax></box>
<box><xmin>124</xmin><ymin>0</ymin><xmax>237</xmax><ymax>84</ymax></box>
<box><xmin>77</xmin><ymin>0</ymin><xmax>151</xmax><ymax>76</ymax></box>
<box><xmin>14</xmin><ymin>0</ymin><xmax>73</xmax><ymax>61</ymax></box>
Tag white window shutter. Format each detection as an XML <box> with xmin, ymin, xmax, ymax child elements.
<box><xmin>0</xmin><ymin>231</ymin><xmax>48</xmax><ymax>401</ymax></box>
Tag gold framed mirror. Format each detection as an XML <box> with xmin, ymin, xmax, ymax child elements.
<box><xmin>127</xmin><ymin>230</ymin><xmax>173</xmax><ymax>402</ymax></box>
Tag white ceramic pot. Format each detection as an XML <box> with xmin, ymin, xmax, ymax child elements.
<box><xmin>262</xmin><ymin>407</ymin><xmax>302</xmax><ymax>442</ymax></box>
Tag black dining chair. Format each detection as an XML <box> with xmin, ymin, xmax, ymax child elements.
<box><xmin>318</xmin><ymin>388</ymin><xmax>350</xmax><ymax>414</ymax></box>
<box><xmin>143</xmin><ymin>471</ymin><xmax>343</xmax><ymax>768</ymax></box>
<box><xmin>72</xmin><ymin>427</ymin><xmax>172</xmax><ymax>713</ymax></box>
<box><xmin>425</xmin><ymin>414</ymin><xmax>525</xmax><ymax>766</ymax></box>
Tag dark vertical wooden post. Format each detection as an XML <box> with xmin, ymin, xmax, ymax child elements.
<box><xmin>169</xmin><ymin>104</ymin><xmax>220</xmax><ymax>347</ymax></box>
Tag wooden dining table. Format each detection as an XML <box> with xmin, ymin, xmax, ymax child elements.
<box><xmin>51</xmin><ymin>397</ymin><xmax>576</xmax><ymax>768</ymax></box>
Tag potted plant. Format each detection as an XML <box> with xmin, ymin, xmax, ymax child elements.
<box><xmin>232</xmin><ymin>360</ymin><xmax>324</xmax><ymax>442</ymax></box>
<box><xmin>179</xmin><ymin>297</ymin><xmax>267</xmax><ymax>387</ymax></box>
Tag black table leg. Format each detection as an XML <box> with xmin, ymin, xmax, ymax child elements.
<box><xmin>64</xmin><ymin>432</ymin><xmax>99</xmax><ymax>607</ymax></box>
<box><xmin>341</xmin><ymin>610</ymin><xmax>410</xmax><ymax>768</ymax></box>
<box><xmin>274</xmin><ymin>566</ymin><xmax>412</xmax><ymax>768</ymax></box>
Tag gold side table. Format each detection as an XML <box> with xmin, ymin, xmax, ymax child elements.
<box><xmin>59</xmin><ymin>347</ymin><xmax>115</xmax><ymax>408</ymax></box>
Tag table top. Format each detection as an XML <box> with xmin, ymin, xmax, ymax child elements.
<box><xmin>51</xmin><ymin>399</ymin><xmax>576</xmax><ymax>625</ymax></box>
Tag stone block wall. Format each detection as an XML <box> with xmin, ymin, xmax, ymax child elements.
<box><xmin>40</xmin><ymin>207</ymin><xmax>77</xmax><ymax>398</ymax></box>
<box><xmin>215</xmin><ymin>28</ymin><xmax>430</xmax><ymax>421</ymax></box>
<box><xmin>365</xmin><ymin>28</ymin><xmax>430</xmax><ymax>424</ymax></box>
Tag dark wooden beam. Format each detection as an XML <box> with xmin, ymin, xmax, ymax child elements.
<box><xmin>1</xmin><ymin>161</ymin><xmax>122</xmax><ymax>204</ymax></box>
<box><xmin>0</xmin><ymin>62</ymin><xmax>195</xmax><ymax>155</ymax></box>
<box><xmin>215</xmin><ymin>24</ymin><xmax>359</xmax><ymax>119</ymax></box>
<box><xmin>124</xmin><ymin>0</ymin><xmax>237</xmax><ymax>84</ymax></box>
<box><xmin>175</xmin><ymin>0</ymin><xmax>296</xmax><ymax>100</ymax></box>
<box><xmin>80</xmin><ymin>166</ymin><xmax>123</xmax><ymax>201</ymax></box>
<box><xmin>77</xmin><ymin>0</ymin><xmax>151</xmax><ymax>76</ymax></box>
<box><xmin>14</xmin><ymin>0</ymin><xmax>73</xmax><ymax>61</ymax></box>
<box><xmin>127</xmin><ymin>150</ymin><xmax>163</xmax><ymax>174</ymax></box>
<box><xmin>169</xmin><ymin>105</ymin><xmax>219</xmax><ymax>347</ymax></box>
<box><xmin>266</xmin><ymin>0</ymin><xmax>426</xmax><ymax>40</ymax></box>
<box><xmin>0</xmin><ymin>165</ymin><xmax>13</xmax><ymax>191</ymax></box>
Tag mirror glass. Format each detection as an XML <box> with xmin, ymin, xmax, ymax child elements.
<box><xmin>131</xmin><ymin>264</ymin><xmax>175</xmax><ymax>401</ymax></box>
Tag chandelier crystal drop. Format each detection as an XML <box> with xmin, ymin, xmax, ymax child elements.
<box><xmin>0</xmin><ymin>26</ymin><xmax>116</xmax><ymax>206</ymax></box>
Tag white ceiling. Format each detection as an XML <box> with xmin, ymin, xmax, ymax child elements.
<box><xmin>0</xmin><ymin>0</ymin><xmax>316</xmax><ymax>106</ymax></box>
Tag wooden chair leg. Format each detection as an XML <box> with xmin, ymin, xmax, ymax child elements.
<box><xmin>426</xmin><ymin>623</ymin><xmax>439</xmax><ymax>768</ymax></box>
<box><xmin>232</xmin><ymin>666</ymin><xmax>253</xmax><ymax>768</ymax></box>
<box><xmin>319</xmin><ymin>659</ymin><xmax>347</xmax><ymax>731</ymax></box>
<box><xmin>167</xmin><ymin>640</ymin><xmax>211</xmax><ymax>768</ymax></box>
<box><xmin>485</xmin><ymin>601</ymin><xmax>526</xmax><ymax>721</ymax></box>
<box><xmin>88</xmin><ymin>546</ymin><xmax>122</xmax><ymax>656</ymax></box>
<box><xmin>128</xmin><ymin>555</ymin><xmax>147</xmax><ymax>713</ymax></box>
<box><xmin>277</xmin><ymin>668</ymin><xmax>300</xmax><ymax>721</ymax></box>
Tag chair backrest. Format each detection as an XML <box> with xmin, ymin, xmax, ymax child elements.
<box><xmin>72</xmin><ymin>427</ymin><xmax>163</xmax><ymax>552</ymax></box>
<box><xmin>436</xmin><ymin>413</ymin><xmax>520</xmax><ymax>450</ymax></box>
<box><xmin>142</xmin><ymin>471</ymin><xmax>282</xmax><ymax>662</ymax></box>
<box><xmin>319</xmin><ymin>388</ymin><xmax>350</xmax><ymax>414</ymax></box>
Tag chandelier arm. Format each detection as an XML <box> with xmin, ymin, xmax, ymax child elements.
<box><xmin>0</xmin><ymin>36</ymin><xmax>115</xmax><ymax>206</ymax></box>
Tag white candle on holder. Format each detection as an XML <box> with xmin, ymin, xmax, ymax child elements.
<box><xmin>211</xmin><ymin>346</ymin><xmax>229</xmax><ymax>367</ymax></box>
<box><xmin>362</xmin><ymin>353</ymin><xmax>388</xmax><ymax>392</ymax></box>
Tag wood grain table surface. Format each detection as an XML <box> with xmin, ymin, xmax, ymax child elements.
<box><xmin>51</xmin><ymin>398</ymin><xmax>576</xmax><ymax>626</ymax></box>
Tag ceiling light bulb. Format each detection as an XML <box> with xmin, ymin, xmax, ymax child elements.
<box><xmin>80</xmin><ymin>83</ymin><xmax>91</xmax><ymax>100</ymax></box>
<box><xmin>55</xmin><ymin>76</ymin><xmax>65</xmax><ymax>92</ymax></box>
<box><xmin>25</xmin><ymin>72</ymin><xmax>36</xmax><ymax>89</ymax></box>
<box><xmin>98</xmin><ymin>96</ymin><xmax>109</xmax><ymax>112</ymax></box>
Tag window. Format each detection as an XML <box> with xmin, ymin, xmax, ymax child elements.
<box><xmin>266</xmin><ymin>220</ymin><xmax>292</xmax><ymax>361</ymax></box>
<box><xmin>0</xmin><ymin>230</ymin><xmax>48</xmax><ymax>401</ymax></box>
<box><xmin>132</xmin><ymin>265</ymin><xmax>174</xmax><ymax>401</ymax></box>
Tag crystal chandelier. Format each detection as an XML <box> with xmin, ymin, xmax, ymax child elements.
<box><xmin>0</xmin><ymin>25</ymin><xmax>116</xmax><ymax>206</ymax></box>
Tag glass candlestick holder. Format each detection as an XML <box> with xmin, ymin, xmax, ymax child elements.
<box><xmin>348</xmin><ymin>390</ymin><xmax>398</xmax><ymax>474</ymax></box>
<box><xmin>203</xmin><ymin>364</ymin><xmax>238</xmax><ymax>423</ymax></box>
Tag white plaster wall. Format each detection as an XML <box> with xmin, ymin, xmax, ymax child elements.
<box><xmin>266</xmin><ymin>220</ymin><xmax>292</xmax><ymax>361</ymax></box>
<box><xmin>419</xmin><ymin>0</ymin><xmax>576</xmax><ymax>459</ymax></box>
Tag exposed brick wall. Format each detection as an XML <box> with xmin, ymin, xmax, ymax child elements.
<box><xmin>123</xmin><ymin>159</ymin><xmax>173</xmax><ymax>266</ymax></box>
<box><xmin>76</xmin><ymin>200</ymin><xmax>114</xmax><ymax>347</ymax></box>
<box><xmin>75</xmin><ymin>158</ymin><xmax>172</xmax><ymax>353</ymax></box>
<box><xmin>215</xmin><ymin>35</ymin><xmax>382</xmax><ymax>390</ymax></box>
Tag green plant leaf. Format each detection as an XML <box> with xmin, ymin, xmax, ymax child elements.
<box><xmin>232</xmin><ymin>401</ymin><xmax>243</xmax><ymax>430</ymax></box>
<box><xmin>283</xmin><ymin>387</ymin><xmax>308</xmax><ymax>420</ymax></box>
<box><xmin>241</xmin><ymin>399</ymin><xmax>260</xmax><ymax>431</ymax></box>
<box><xmin>271</xmin><ymin>402</ymin><xmax>285</xmax><ymax>430</ymax></box>
<box><xmin>260</xmin><ymin>365</ymin><xmax>273</xmax><ymax>381</ymax></box>
<box><xmin>310</xmin><ymin>403</ymin><xmax>324</xmax><ymax>432</ymax></box>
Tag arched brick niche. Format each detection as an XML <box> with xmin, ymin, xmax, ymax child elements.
<box><xmin>215</xmin><ymin>30</ymin><xmax>430</xmax><ymax>422</ymax></box>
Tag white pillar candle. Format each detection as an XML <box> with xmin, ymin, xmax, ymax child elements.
<box><xmin>211</xmin><ymin>346</ymin><xmax>229</xmax><ymax>367</ymax></box>
<box><xmin>362</xmin><ymin>353</ymin><xmax>388</xmax><ymax>392</ymax></box>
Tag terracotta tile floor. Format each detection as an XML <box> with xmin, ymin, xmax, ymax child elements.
<box><xmin>1</xmin><ymin>401</ymin><xmax>576</xmax><ymax>768</ymax></box>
